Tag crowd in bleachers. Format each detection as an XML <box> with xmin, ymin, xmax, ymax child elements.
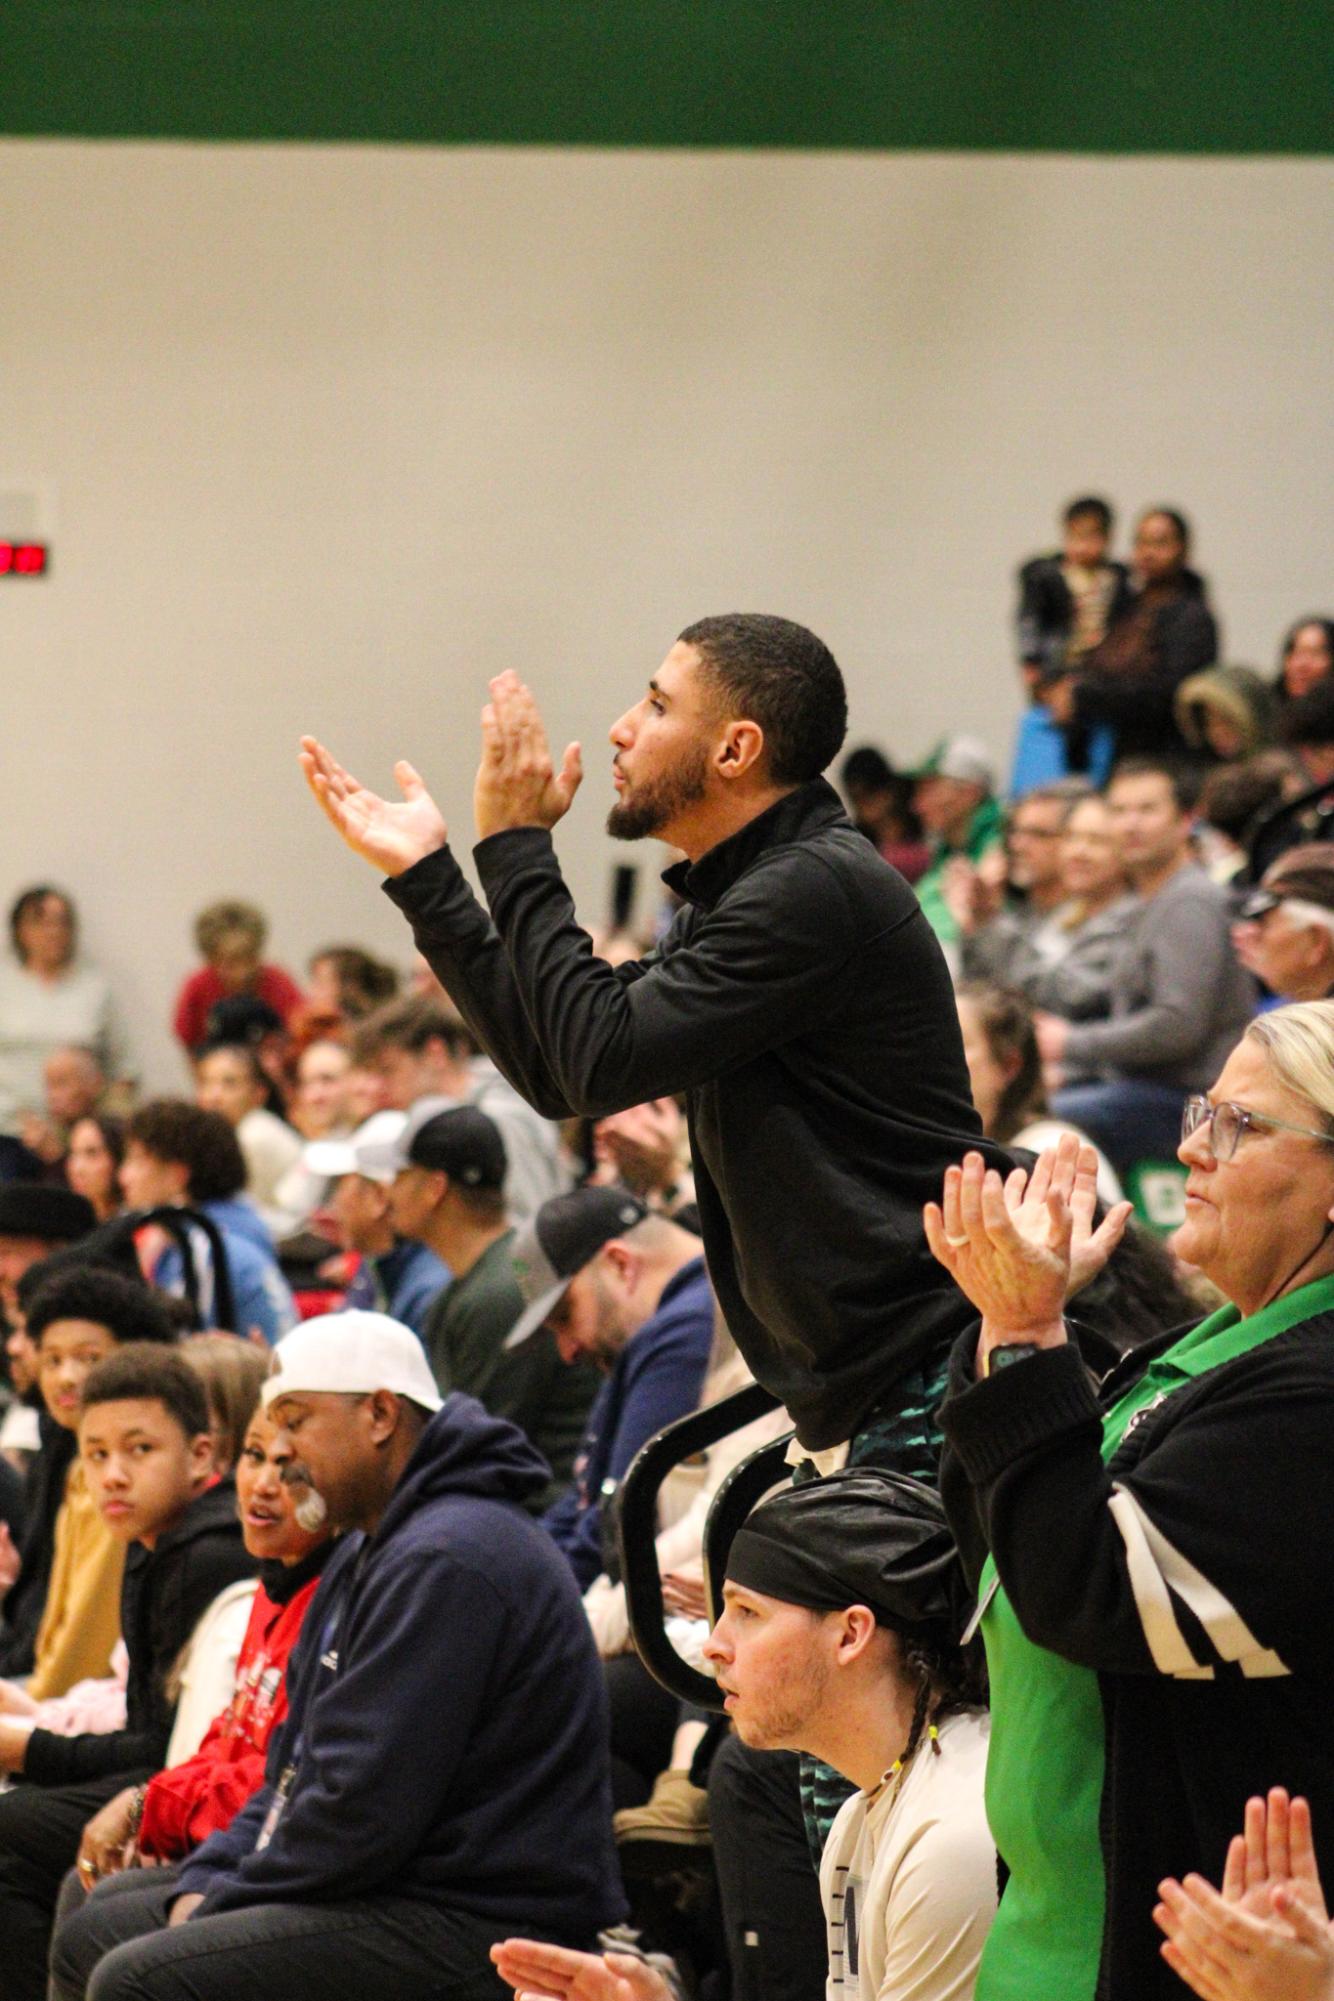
<box><xmin>0</xmin><ymin>518</ymin><xmax>1330</xmax><ymax>2001</ymax></box>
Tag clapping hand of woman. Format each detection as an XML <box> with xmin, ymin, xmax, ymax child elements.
<box><xmin>924</xmin><ymin>1132</ymin><xmax>1133</xmax><ymax>1377</ymax></box>
<box><xmin>1154</xmin><ymin>1790</ymin><xmax>1334</xmax><ymax>2001</ymax></box>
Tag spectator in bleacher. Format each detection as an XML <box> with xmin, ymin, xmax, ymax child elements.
<box><xmin>838</xmin><ymin>745</ymin><xmax>931</xmax><ymax>884</ymax></box>
<box><xmin>48</xmin><ymin>1314</ymin><xmax>625</xmax><ymax>2001</ymax></box>
<box><xmin>0</xmin><ymin>1269</ymin><xmax>178</xmax><ymax>1708</ymax></box>
<box><xmin>53</xmin><ymin>1400</ymin><xmax>330</xmax><ymax>1948</ymax></box>
<box><xmin>1174</xmin><ymin>664</ymin><xmax>1278</xmax><ymax>765</ymax></box>
<box><xmin>381</xmin><ymin>1106</ymin><xmax>594</xmax><ymax>1500</ymax></box>
<box><xmin>501</xmin><ymin>1185</ymin><xmax>712</xmax><ymax>1589</ymax></box>
<box><xmin>1275</xmin><ymin>616</ymin><xmax>1334</xmax><ymax>710</ymax></box>
<box><xmin>172</xmin><ymin>902</ymin><xmax>304</xmax><ymax>1056</ymax></box>
<box><xmin>912</xmin><ymin>736</ymin><xmax>1005</xmax><ymax>955</ymax></box>
<box><xmin>1017</xmin><ymin>494</ymin><xmax>1132</xmax><ymax>690</ymax></box>
<box><xmin>957</xmin><ymin>794</ymin><xmax>1134</xmax><ymax>1069</ymax></box>
<box><xmin>17</xmin><ymin>1045</ymin><xmax>109</xmax><ymax>1179</ymax></box>
<box><xmin>64</xmin><ymin>1116</ymin><xmax>126</xmax><ymax>1226</ymax></box>
<box><xmin>304</xmin><ymin>945</ymin><xmax>399</xmax><ymax>1027</ymax></box>
<box><xmin>306</xmin><ymin>1110</ymin><xmax>448</xmax><ymax>1336</ymax></box>
<box><xmin>927</xmin><ymin>1005</ymin><xmax>1334</xmax><ymax>2001</ymax></box>
<box><xmin>1233</xmin><ymin>847</ymin><xmax>1334</xmax><ymax>1003</ymax></box>
<box><xmin>120</xmin><ymin>1103</ymin><xmax>297</xmax><ymax>1345</ymax></box>
<box><xmin>954</xmin><ymin>780</ymin><xmax>1092</xmax><ymax>980</ymax></box>
<box><xmin>195</xmin><ymin>1041</ymin><xmax>304</xmax><ymax>1235</ymax></box>
<box><xmin>956</xmin><ymin>983</ymin><xmax>1123</xmax><ymax>1204</ymax></box>
<box><xmin>1246</xmin><ymin>681</ymin><xmax>1334</xmax><ymax>880</ymax></box>
<box><xmin>0</xmin><ymin>1184</ymin><xmax>96</xmax><ymax>1328</ymax></box>
<box><xmin>1038</xmin><ymin>759</ymin><xmax>1256</xmax><ymax>1173</ymax></box>
<box><xmin>0</xmin><ymin>889</ymin><xmax>132</xmax><ymax>1176</ymax></box>
<box><xmin>0</xmin><ymin>1343</ymin><xmax>253</xmax><ymax>2001</ymax></box>
<box><xmin>501</xmin><ymin>1468</ymin><xmax>996</xmax><ymax>2001</ymax></box>
<box><xmin>1052</xmin><ymin>507</ymin><xmax>1219</xmax><ymax>762</ymax></box>
<box><xmin>287</xmin><ymin>1039</ymin><xmax>354</xmax><ymax>1143</ymax></box>
<box><xmin>1195</xmin><ymin>751</ymin><xmax>1301</xmax><ymax>885</ymax></box>
<box><xmin>354</xmin><ymin>994</ymin><xmax>569</xmax><ymax>1226</ymax></box>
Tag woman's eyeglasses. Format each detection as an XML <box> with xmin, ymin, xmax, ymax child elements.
<box><xmin>1181</xmin><ymin>1094</ymin><xmax>1333</xmax><ymax>1162</ymax></box>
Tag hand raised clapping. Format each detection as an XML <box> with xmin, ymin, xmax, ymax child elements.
<box><xmin>923</xmin><ymin>1134</ymin><xmax>1132</xmax><ymax>1370</ymax></box>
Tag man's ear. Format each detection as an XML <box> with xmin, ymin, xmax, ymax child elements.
<box><xmin>365</xmin><ymin>1388</ymin><xmax>402</xmax><ymax>1445</ymax></box>
<box><xmin>600</xmin><ymin>1241</ymin><xmax>639</xmax><ymax>1292</ymax></box>
<box><xmin>714</xmin><ymin>719</ymin><xmax>766</xmax><ymax>783</ymax></box>
<box><xmin>833</xmin><ymin>1604</ymin><xmax>881</xmax><ymax>1667</ymax></box>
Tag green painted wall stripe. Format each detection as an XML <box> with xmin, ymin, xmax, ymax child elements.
<box><xmin>3</xmin><ymin>2</ymin><xmax>1331</xmax><ymax>152</ymax></box>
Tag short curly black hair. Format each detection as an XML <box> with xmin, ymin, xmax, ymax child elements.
<box><xmin>126</xmin><ymin>1100</ymin><xmax>247</xmax><ymax>1203</ymax></box>
<box><xmin>678</xmin><ymin>613</ymin><xmax>848</xmax><ymax>787</ymax></box>
<box><xmin>26</xmin><ymin>1266</ymin><xmax>178</xmax><ymax>1350</ymax></box>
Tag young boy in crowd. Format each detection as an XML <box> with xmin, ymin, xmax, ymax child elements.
<box><xmin>0</xmin><ymin>1266</ymin><xmax>178</xmax><ymax>1705</ymax></box>
<box><xmin>1016</xmin><ymin>496</ymin><xmax>1132</xmax><ymax>691</ymax></box>
<box><xmin>0</xmin><ymin>1343</ymin><xmax>254</xmax><ymax>2000</ymax></box>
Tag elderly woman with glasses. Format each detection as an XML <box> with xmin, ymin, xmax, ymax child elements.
<box><xmin>923</xmin><ymin>999</ymin><xmax>1334</xmax><ymax>2001</ymax></box>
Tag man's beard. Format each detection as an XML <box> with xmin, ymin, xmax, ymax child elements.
<box><xmin>606</xmin><ymin>743</ymin><xmax>711</xmax><ymax>842</ymax></box>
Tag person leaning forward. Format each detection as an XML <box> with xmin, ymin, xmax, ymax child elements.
<box><xmin>301</xmin><ymin>615</ymin><xmax>1011</xmax><ymax>1459</ymax></box>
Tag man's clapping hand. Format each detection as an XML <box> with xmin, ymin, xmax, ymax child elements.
<box><xmin>475</xmin><ymin>673</ymin><xmax>582</xmax><ymax>842</ymax></box>
<box><xmin>299</xmin><ymin>739</ymin><xmax>448</xmax><ymax>879</ymax></box>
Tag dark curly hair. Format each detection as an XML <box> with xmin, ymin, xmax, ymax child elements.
<box><xmin>26</xmin><ymin>1266</ymin><xmax>177</xmax><ymax>1349</ymax></box>
<box><xmin>126</xmin><ymin>1100</ymin><xmax>246</xmax><ymax>1204</ymax></box>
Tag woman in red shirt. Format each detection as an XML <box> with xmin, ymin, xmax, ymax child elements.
<box><xmin>73</xmin><ymin>1407</ymin><xmax>331</xmax><ymax>1876</ymax></box>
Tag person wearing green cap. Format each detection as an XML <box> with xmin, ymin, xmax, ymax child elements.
<box><xmin>926</xmin><ymin>1001</ymin><xmax>1334</xmax><ymax>2000</ymax></box>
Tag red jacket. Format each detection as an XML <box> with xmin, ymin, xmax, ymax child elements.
<box><xmin>138</xmin><ymin>1560</ymin><xmax>324</xmax><ymax>1859</ymax></box>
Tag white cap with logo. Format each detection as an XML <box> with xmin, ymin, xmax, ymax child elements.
<box><xmin>304</xmin><ymin>1111</ymin><xmax>411</xmax><ymax>1187</ymax></box>
<box><xmin>261</xmin><ymin>1311</ymin><xmax>444</xmax><ymax>1414</ymax></box>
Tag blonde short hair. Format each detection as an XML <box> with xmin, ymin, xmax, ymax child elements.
<box><xmin>1245</xmin><ymin>1001</ymin><xmax>1334</xmax><ymax>1134</ymax></box>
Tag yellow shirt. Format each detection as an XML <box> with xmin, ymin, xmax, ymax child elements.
<box><xmin>27</xmin><ymin>1458</ymin><xmax>125</xmax><ymax>1700</ymax></box>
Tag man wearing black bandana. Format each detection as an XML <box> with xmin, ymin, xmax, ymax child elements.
<box><xmin>493</xmin><ymin>1470</ymin><xmax>996</xmax><ymax>2001</ymax></box>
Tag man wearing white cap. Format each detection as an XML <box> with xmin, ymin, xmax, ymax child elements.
<box><xmin>52</xmin><ymin>1312</ymin><xmax>624</xmax><ymax>2001</ymax></box>
<box><xmin>304</xmin><ymin>1110</ymin><xmax>448</xmax><ymax>1336</ymax></box>
<box><xmin>912</xmin><ymin>736</ymin><xmax>1005</xmax><ymax>955</ymax></box>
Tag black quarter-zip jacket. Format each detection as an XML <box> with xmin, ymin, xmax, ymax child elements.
<box><xmin>387</xmin><ymin>778</ymin><xmax>1008</xmax><ymax>1449</ymax></box>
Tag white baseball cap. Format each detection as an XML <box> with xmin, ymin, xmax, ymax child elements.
<box><xmin>262</xmin><ymin>1311</ymin><xmax>443</xmax><ymax>1413</ymax></box>
<box><xmin>304</xmin><ymin>1110</ymin><xmax>410</xmax><ymax>1186</ymax></box>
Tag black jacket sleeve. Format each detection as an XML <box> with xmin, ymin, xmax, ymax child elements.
<box><xmin>940</xmin><ymin>1329</ymin><xmax>1334</xmax><ymax>1682</ymax></box>
<box><xmin>391</xmin><ymin>830</ymin><xmax>872</xmax><ymax>1121</ymax></box>
<box><xmin>23</xmin><ymin>1532</ymin><xmax>254</xmax><ymax>1788</ymax></box>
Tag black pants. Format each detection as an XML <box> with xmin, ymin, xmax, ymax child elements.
<box><xmin>50</xmin><ymin>1863</ymin><xmax>512</xmax><ymax>2001</ymax></box>
<box><xmin>604</xmin><ymin>1651</ymin><xmax>682</xmax><ymax>1812</ymax></box>
<box><xmin>0</xmin><ymin>1769</ymin><xmax>151</xmax><ymax>2001</ymax></box>
<box><xmin>706</xmin><ymin>1736</ymin><xmax>826</xmax><ymax>2001</ymax></box>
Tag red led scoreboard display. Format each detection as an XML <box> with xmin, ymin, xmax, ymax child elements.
<box><xmin>0</xmin><ymin>543</ymin><xmax>49</xmax><ymax>575</ymax></box>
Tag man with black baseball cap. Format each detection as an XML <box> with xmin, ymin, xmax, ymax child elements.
<box><xmin>379</xmin><ymin>1105</ymin><xmax>597</xmax><ymax>1504</ymax></box>
<box><xmin>505</xmin><ymin>1186</ymin><xmax>714</xmax><ymax>1590</ymax></box>
<box><xmin>493</xmin><ymin>1469</ymin><xmax>996</xmax><ymax>2001</ymax></box>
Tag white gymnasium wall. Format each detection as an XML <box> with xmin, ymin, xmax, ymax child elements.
<box><xmin>1</xmin><ymin>142</ymin><xmax>1330</xmax><ymax>1093</ymax></box>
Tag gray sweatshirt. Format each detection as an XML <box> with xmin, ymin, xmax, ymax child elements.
<box><xmin>1062</xmin><ymin>864</ymin><xmax>1256</xmax><ymax>1089</ymax></box>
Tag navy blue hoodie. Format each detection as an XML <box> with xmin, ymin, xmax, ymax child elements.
<box><xmin>178</xmin><ymin>1395</ymin><xmax>625</xmax><ymax>1943</ymax></box>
